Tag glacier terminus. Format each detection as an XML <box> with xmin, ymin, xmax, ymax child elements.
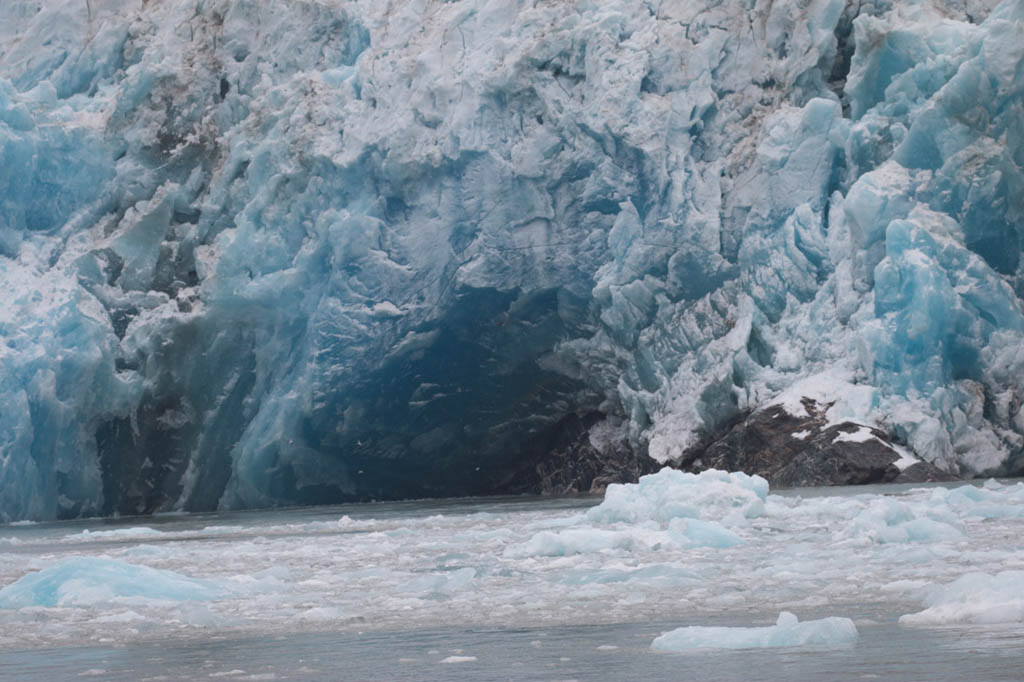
<box><xmin>1</xmin><ymin>0</ymin><xmax>1023</xmax><ymax>521</ymax></box>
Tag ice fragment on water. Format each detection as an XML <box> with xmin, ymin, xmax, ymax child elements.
<box><xmin>900</xmin><ymin>571</ymin><xmax>1024</xmax><ymax>625</ymax></box>
<box><xmin>651</xmin><ymin>612</ymin><xmax>858</xmax><ymax>651</ymax></box>
<box><xmin>0</xmin><ymin>557</ymin><xmax>222</xmax><ymax>608</ymax></box>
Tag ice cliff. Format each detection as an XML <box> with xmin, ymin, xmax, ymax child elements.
<box><xmin>1</xmin><ymin>0</ymin><xmax>1023</xmax><ymax>521</ymax></box>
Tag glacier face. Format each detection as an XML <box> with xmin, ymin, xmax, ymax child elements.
<box><xmin>0</xmin><ymin>0</ymin><xmax>1022</xmax><ymax>521</ymax></box>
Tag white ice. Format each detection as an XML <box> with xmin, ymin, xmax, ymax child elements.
<box><xmin>651</xmin><ymin>611</ymin><xmax>858</xmax><ymax>651</ymax></box>
<box><xmin>899</xmin><ymin>571</ymin><xmax>1024</xmax><ymax>626</ymax></box>
<box><xmin>1</xmin><ymin>469</ymin><xmax>1023</xmax><ymax>650</ymax></box>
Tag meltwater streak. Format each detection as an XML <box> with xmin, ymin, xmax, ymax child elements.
<box><xmin>2</xmin><ymin>471</ymin><xmax>1024</xmax><ymax>680</ymax></box>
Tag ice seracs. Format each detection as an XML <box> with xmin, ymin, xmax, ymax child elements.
<box><xmin>1</xmin><ymin>0</ymin><xmax>1023</xmax><ymax>519</ymax></box>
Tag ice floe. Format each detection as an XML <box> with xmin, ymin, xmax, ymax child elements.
<box><xmin>652</xmin><ymin>612</ymin><xmax>858</xmax><ymax>651</ymax></box>
<box><xmin>0</xmin><ymin>557</ymin><xmax>222</xmax><ymax>608</ymax></box>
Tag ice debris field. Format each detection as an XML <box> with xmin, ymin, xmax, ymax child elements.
<box><xmin>2</xmin><ymin>0</ymin><xmax>1024</xmax><ymax>522</ymax></box>
<box><xmin>2</xmin><ymin>469</ymin><xmax>1024</xmax><ymax>652</ymax></box>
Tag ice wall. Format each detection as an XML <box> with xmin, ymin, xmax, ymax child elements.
<box><xmin>1</xmin><ymin>0</ymin><xmax>1022</xmax><ymax>520</ymax></box>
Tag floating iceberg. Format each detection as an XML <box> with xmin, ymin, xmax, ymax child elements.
<box><xmin>926</xmin><ymin>480</ymin><xmax>1024</xmax><ymax>519</ymax></box>
<box><xmin>505</xmin><ymin>466</ymin><xmax>1017</xmax><ymax>558</ymax></box>
<box><xmin>511</xmin><ymin>469</ymin><xmax>756</xmax><ymax>555</ymax></box>
<box><xmin>1</xmin><ymin>0</ymin><xmax>1023</xmax><ymax>520</ymax></box>
<box><xmin>651</xmin><ymin>612</ymin><xmax>859</xmax><ymax>651</ymax></box>
<box><xmin>586</xmin><ymin>469</ymin><xmax>768</xmax><ymax>525</ymax></box>
<box><xmin>839</xmin><ymin>497</ymin><xmax>965</xmax><ymax>544</ymax></box>
<box><xmin>900</xmin><ymin>570</ymin><xmax>1024</xmax><ymax>625</ymax></box>
<box><xmin>0</xmin><ymin>556</ymin><xmax>222</xmax><ymax>608</ymax></box>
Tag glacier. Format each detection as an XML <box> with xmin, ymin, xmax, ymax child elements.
<box><xmin>1</xmin><ymin>0</ymin><xmax>1023</xmax><ymax>521</ymax></box>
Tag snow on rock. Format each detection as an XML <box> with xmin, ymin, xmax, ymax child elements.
<box><xmin>1</xmin><ymin>0</ymin><xmax>1023</xmax><ymax>519</ymax></box>
<box><xmin>651</xmin><ymin>611</ymin><xmax>858</xmax><ymax>651</ymax></box>
<box><xmin>671</xmin><ymin>398</ymin><xmax>950</xmax><ymax>487</ymax></box>
<box><xmin>768</xmin><ymin>373</ymin><xmax>878</xmax><ymax>425</ymax></box>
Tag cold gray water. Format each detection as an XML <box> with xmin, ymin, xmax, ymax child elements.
<box><xmin>5</xmin><ymin>619</ymin><xmax>1024</xmax><ymax>682</ymax></box>
<box><xmin>2</xmin><ymin>472</ymin><xmax>1024</xmax><ymax>681</ymax></box>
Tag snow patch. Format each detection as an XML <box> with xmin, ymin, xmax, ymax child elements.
<box><xmin>768</xmin><ymin>374</ymin><xmax>876</xmax><ymax>426</ymax></box>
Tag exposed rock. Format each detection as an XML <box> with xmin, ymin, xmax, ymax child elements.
<box><xmin>893</xmin><ymin>462</ymin><xmax>960</xmax><ymax>485</ymax></box>
<box><xmin>499</xmin><ymin>413</ymin><xmax>659</xmax><ymax>496</ymax></box>
<box><xmin>673</xmin><ymin>398</ymin><xmax>956</xmax><ymax>488</ymax></box>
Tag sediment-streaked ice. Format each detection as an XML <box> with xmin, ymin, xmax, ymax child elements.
<box><xmin>1</xmin><ymin>469</ymin><xmax>1024</xmax><ymax>650</ymax></box>
<box><xmin>651</xmin><ymin>612</ymin><xmax>858</xmax><ymax>651</ymax></box>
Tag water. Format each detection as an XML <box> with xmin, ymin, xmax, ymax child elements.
<box><xmin>6</xmin><ymin>620</ymin><xmax>1024</xmax><ymax>681</ymax></box>
<box><xmin>2</xmin><ymin>476</ymin><xmax>1024</xmax><ymax>681</ymax></box>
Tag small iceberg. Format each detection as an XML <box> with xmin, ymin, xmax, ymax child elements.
<box><xmin>651</xmin><ymin>612</ymin><xmax>858</xmax><ymax>651</ymax></box>
<box><xmin>0</xmin><ymin>557</ymin><xmax>223</xmax><ymax>608</ymax></box>
<box><xmin>587</xmin><ymin>469</ymin><xmax>768</xmax><ymax>525</ymax></box>
<box><xmin>899</xmin><ymin>570</ymin><xmax>1024</xmax><ymax>625</ymax></box>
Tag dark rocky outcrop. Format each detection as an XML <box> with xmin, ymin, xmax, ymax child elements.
<box><xmin>499</xmin><ymin>413</ymin><xmax>660</xmax><ymax>496</ymax></box>
<box><xmin>673</xmin><ymin>398</ymin><xmax>956</xmax><ymax>488</ymax></box>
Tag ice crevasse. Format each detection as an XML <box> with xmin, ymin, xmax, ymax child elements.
<box><xmin>1</xmin><ymin>0</ymin><xmax>1023</xmax><ymax>520</ymax></box>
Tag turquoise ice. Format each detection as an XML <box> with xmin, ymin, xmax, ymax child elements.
<box><xmin>1</xmin><ymin>0</ymin><xmax>1023</xmax><ymax>520</ymax></box>
<box><xmin>0</xmin><ymin>556</ymin><xmax>222</xmax><ymax>608</ymax></box>
<box><xmin>651</xmin><ymin>612</ymin><xmax>859</xmax><ymax>651</ymax></box>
